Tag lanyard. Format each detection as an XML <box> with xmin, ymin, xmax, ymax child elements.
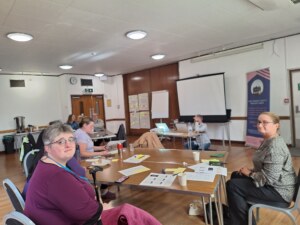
<box><xmin>46</xmin><ymin>156</ymin><xmax>90</xmax><ymax>182</ymax></box>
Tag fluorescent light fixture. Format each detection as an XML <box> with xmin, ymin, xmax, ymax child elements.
<box><xmin>151</xmin><ymin>54</ymin><xmax>165</xmax><ymax>60</ymax></box>
<box><xmin>191</xmin><ymin>43</ymin><xmax>264</xmax><ymax>63</ymax></box>
<box><xmin>95</xmin><ymin>73</ymin><xmax>104</xmax><ymax>77</ymax></box>
<box><xmin>59</xmin><ymin>65</ymin><xmax>73</xmax><ymax>70</ymax></box>
<box><xmin>7</xmin><ymin>32</ymin><xmax>33</xmax><ymax>42</ymax></box>
<box><xmin>125</xmin><ymin>30</ymin><xmax>147</xmax><ymax>40</ymax></box>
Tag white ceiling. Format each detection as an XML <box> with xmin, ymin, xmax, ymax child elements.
<box><xmin>0</xmin><ymin>0</ymin><xmax>300</xmax><ymax>76</ymax></box>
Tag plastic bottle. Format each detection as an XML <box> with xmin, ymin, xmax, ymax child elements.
<box><xmin>117</xmin><ymin>143</ymin><xmax>123</xmax><ymax>159</ymax></box>
<box><xmin>188</xmin><ymin>122</ymin><xmax>193</xmax><ymax>135</ymax></box>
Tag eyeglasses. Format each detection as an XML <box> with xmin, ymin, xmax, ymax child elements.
<box><xmin>257</xmin><ymin>121</ymin><xmax>274</xmax><ymax>126</ymax></box>
<box><xmin>49</xmin><ymin>137</ymin><xmax>76</xmax><ymax>146</ymax></box>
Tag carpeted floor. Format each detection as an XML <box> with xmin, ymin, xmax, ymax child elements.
<box><xmin>290</xmin><ymin>148</ymin><xmax>300</xmax><ymax>157</ymax></box>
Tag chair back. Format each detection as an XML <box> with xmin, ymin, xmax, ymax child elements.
<box><xmin>23</xmin><ymin>149</ymin><xmax>40</xmax><ymax>178</ymax></box>
<box><xmin>3</xmin><ymin>179</ymin><xmax>25</xmax><ymax>213</ymax></box>
<box><xmin>4</xmin><ymin>211</ymin><xmax>35</xmax><ymax>225</ymax></box>
<box><xmin>116</xmin><ymin>124</ymin><xmax>127</xmax><ymax>147</ymax></box>
<box><xmin>293</xmin><ymin>168</ymin><xmax>300</xmax><ymax>203</ymax></box>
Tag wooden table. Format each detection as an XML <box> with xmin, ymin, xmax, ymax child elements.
<box><xmin>82</xmin><ymin>148</ymin><xmax>228</xmax><ymax>225</ymax></box>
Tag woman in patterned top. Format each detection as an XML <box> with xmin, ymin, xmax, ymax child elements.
<box><xmin>226</xmin><ymin>112</ymin><xmax>297</xmax><ymax>225</ymax></box>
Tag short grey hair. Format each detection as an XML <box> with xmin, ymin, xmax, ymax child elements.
<box><xmin>43</xmin><ymin>123</ymin><xmax>73</xmax><ymax>145</ymax></box>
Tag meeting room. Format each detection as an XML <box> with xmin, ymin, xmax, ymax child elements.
<box><xmin>1</xmin><ymin>1</ymin><xmax>300</xmax><ymax>225</ymax></box>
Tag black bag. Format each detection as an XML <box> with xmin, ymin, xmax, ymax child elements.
<box><xmin>205</xmin><ymin>202</ymin><xmax>230</xmax><ymax>225</ymax></box>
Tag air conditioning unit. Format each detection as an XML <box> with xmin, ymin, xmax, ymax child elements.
<box><xmin>100</xmin><ymin>75</ymin><xmax>108</xmax><ymax>81</ymax></box>
<box><xmin>247</xmin><ymin>0</ymin><xmax>293</xmax><ymax>10</ymax></box>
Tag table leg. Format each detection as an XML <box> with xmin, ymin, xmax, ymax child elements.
<box><xmin>202</xmin><ymin>196</ymin><xmax>208</xmax><ymax>225</ymax></box>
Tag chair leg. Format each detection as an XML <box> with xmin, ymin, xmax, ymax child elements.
<box><xmin>256</xmin><ymin>208</ymin><xmax>259</xmax><ymax>222</ymax></box>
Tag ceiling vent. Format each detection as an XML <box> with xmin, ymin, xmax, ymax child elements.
<box><xmin>247</xmin><ymin>0</ymin><xmax>294</xmax><ymax>10</ymax></box>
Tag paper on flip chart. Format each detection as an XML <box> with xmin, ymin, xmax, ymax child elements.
<box><xmin>140</xmin><ymin>173</ymin><xmax>176</xmax><ymax>187</ymax></box>
<box><xmin>123</xmin><ymin>154</ymin><xmax>150</xmax><ymax>163</ymax></box>
<box><xmin>119</xmin><ymin>165</ymin><xmax>150</xmax><ymax>176</ymax></box>
<box><xmin>185</xmin><ymin>172</ymin><xmax>215</xmax><ymax>182</ymax></box>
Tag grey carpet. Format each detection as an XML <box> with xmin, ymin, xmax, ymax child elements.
<box><xmin>290</xmin><ymin>148</ymin><xmax>300</xmax><ymax>157</ymax></box>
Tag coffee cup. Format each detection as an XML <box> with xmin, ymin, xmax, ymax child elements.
<box><xmin>178</xmin><ymin>172</ymin><xmax>187</xmax><ymax>186</ymax></box>
<box><xmin>193</xmin><ymin>151</ymin><xmax>200</xmax><ymax>161</ymax></box>
<box><xmin>129</xmin><ymin>143</ymin><xmax>134</xmax><ymax>152</ymax></box>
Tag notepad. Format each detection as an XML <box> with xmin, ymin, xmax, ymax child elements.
<box><xmin>164</xmin><ymin>167</ymin><xmax>186</xmax><ymax>174</ymax></box>
<box><xmin>210</xmin><ymin>153</ymin><xmax>225</xmax><ymax>158</ymax></box>
<box><xmin>119</xmin><ymin>165</ymin><xmax>150</xmax><ymax>176</ymax></box>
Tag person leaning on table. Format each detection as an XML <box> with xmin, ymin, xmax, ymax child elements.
<box><xmin>74</xmin><ymin>117</ymin><xmax>108</xmax><ymax>158</ymax></box>
<box><xmin>24</xmin><ymin>123</ymin><xmax>162</xmax><ymax>225</ymax></box>
<box><xmin>74</xmin><ymin>116</ymin><xmax>116</xmax><ymax>201</ymax></box>
<box><xmin>184</xmin><ymin>114</ymin><xmax>211</xmax><ymax>150</ymax></box>
<box><xmin>226</xmin><ymin>112</ymin><xmax>297</xmax><ymax>225</ymax></box>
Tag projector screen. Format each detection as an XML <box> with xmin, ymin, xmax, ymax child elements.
<box><xmin>176</xmin><ymin>73</ymin><xmax>226</xmax><ymax>116</ymax></box>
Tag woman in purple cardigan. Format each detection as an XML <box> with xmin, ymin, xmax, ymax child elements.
<box><xmin>24</xmin><ymin>123</ymin><xmax>161</xmax><ymax>225</ymax></box>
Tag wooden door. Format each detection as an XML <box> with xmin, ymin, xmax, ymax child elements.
<box><xmin>71</xmin><ymin>95</ymin><xmax>105</xmax><ymax>124</ymax></box>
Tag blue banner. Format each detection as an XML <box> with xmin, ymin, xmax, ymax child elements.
<box><xmin>245</xmin><ymin>68</ymin><xmax>270</xmax><ymax>147</ymax></box>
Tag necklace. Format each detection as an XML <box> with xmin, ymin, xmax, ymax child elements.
<box><xmin>46</xmin><ymin>155</ymin><xmax>89</xmax><ymax>182</ymax></box>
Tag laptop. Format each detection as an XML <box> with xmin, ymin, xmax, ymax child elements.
<box><xmin>175</xmin><ymin>123</ymin><xmax>188</xmax><ymax>133</ymax></box>
<box><xmin>155</xmin><ymin>123</ymin><xmax>169</xmax><ymax>132</ymax></box>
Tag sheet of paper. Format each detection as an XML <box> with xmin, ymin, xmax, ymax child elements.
<box><xmin>185</xmin><ymin>172</ymin><xmax>215</xmax><ymax>182</ymax></box>
<box><xmin>188</xmin><ymin>163</ymin><xmax>227</xmax><ymax>176</ymax></box>
<box><xmin>123</xmin><ymin>154</ymin><xmax>150</xmax><ymax>163</ymax></box>
<box><xmin>140</xmin><ymin>173</ymin><xmax>176</xmax><ymax>187</ymax></box>
<box><xmin>119</xmin><ymin>165</ymin><xmax>150</xmax><ymax>176</ymax></box>
<box><xmin>138</xmin><ymin>93</ymin><xmax>149</xmax><ymax>111</ymax></box>
<box><xmin>139</xmin><ymin>111</ymin><xmax>150</xmax><ymax>129</ymax></box>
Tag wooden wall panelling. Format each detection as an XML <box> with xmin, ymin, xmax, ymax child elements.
<box><xmin>150</xmin><ymin>64</ymin><xmax>179</xmax><ymax>128</ymax></box>
<box><xmin>123</xmin><ymin>63</ymin><xmax>179</xmax><ymax>136</ymax></box>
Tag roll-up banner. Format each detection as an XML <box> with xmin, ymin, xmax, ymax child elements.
<box><xmin>245</xmin><ymin>68</ymin><xmax>270</xmax><ymax>148</ymax></box>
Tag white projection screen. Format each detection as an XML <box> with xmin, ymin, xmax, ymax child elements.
<box><xmin>176</xmin><ymin>73</ymin><xmax>226</xmax><ymax>116</ymax></box>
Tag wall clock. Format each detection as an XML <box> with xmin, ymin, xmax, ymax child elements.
<box><xmin>70</xmin><ymin>77</ymin><xmax>78</xmax><ymax>85</ymax></box>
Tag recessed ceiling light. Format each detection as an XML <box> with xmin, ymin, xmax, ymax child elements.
<box><xmin>0</xmin><ymin>68</ymin><xmax>2</xmax><ymax>71</ymax></box>
<box><xmin>7</xmin><ymin>32</ymin><xmax>33</xmax><ymax>42</ymax></box>
<box><xmin>151</xmin><ymin>54</ymin><xmax>166</xmax><ymax>60</ymax></box>
<box><xmin>125</xmin><ymin>30</ymin><xmax>147</xmax><ymax>40</ymax></box>
<box><xmin>59</xmin><ymin>65</ymin><xmax>73</xmax><ymax>70</ymax></box>
<box><xmin>95</xmin><ymin>73</ymin><xmax>104</xmax><ymax>77</ymax></box>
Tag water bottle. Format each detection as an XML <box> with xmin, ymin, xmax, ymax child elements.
<box><xmin>188</xmin><ymin>122</ymin><xmax>193</xmax><ymax>135</ymax></box>
<box><xmin>117</xmin><ymin>143</ymin><xmax>123</xmax><ymax>159</ymax></box>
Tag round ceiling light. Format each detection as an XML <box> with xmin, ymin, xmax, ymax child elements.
<box><xmin>151</xmin><ymin>54</ymin><xmax>166</xmax><ymax>60</ymax></box>
<box><xmin>59</xmin><ymin>65</ymin><xmax>73</xmax><ymax>70</ymax></box>
<box><xmin>95</xmin><ymin>73</ymin><xmax>104</xmax><ymax>77</ymax></box>
<box><xmin>125</xmin><ymin>30</ymin><xmax>147</xmax><ymax>40</ymax></box>
<box><xmin>7</xmin><ymin>32</ymin><xmax>33</xmax><ymax>42</ymax></box>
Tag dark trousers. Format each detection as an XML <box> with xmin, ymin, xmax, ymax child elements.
<box><xmin>226</xmin><ymin>172</ymin><xmax>288</xmax><ymax>225</ymax></box>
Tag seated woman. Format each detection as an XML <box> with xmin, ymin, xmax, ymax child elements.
<box><xmin>226</xmin><ymin>112</ymin><xmax>297</xmax><ymax>225</ymax></box>
<box><xmin>24</xmin><ymin>123</ymin><xmax>162</xmax><ymax>225</ymax></box>
<box><xmin>66</xmin><ymin>114</ymin><xmax>79</xmax><ymax>130</ymax></box>
<box><xmin>74</xmin><ymin>117</ymin><xmax>108</xmax><ymax>158</ymax></box>
<box><xmin>74</xmin><ymin>117</ymin><xmax>115</xmax><ymax>200</ymax></box>
<box><xmin>184</xmin><ymin>114</ymin><xmax>211</xmax><ymax>150</ymax></box>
